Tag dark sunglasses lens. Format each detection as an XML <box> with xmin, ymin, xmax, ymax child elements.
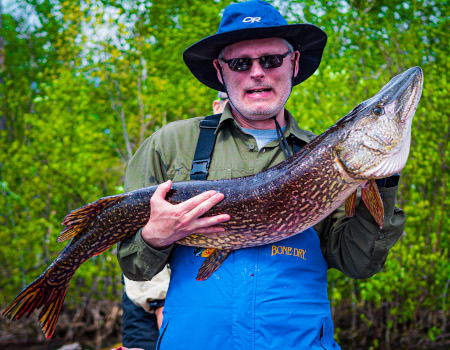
<box><xmin>260</xmin><ymin>55</ymin><xmax>283</xmax><ymax>68</ymax></box>
<box><xmin>229</xmin><ymin>58</ymin><xmax>252</xmax><ymax>71</ymax></box>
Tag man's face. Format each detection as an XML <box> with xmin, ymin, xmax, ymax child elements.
<box><xmin>214</xmin><ymin>38</ymin><xmax>299</xmax><ymax>125</ymax></box>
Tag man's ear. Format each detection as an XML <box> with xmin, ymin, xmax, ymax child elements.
<box><xmin>213</xmin><ymin>59</ymin><xmax>224</xmax><ymax>84</ymax></box>
<box><xmin>293</xmin><ymin>51</ymin><xmax>300</xmax><ymax>77</ymax></box>
<box><xmin>212</xmin><ymin>100</ymin><xmax>221</xmax><ymax>114</ymax></box>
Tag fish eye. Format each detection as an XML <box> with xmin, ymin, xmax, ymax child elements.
<box><xmin>372</xmin><ymin>105</ymin><xmax>385</xmax><ymax>116</ymax></box>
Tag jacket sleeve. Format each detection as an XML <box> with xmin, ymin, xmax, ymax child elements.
<box><xmin>314</xmin><ymin>183</ymin><xmax>405</xmax><ymax>279</ymax></box>
<box><xmin>124</xmin><ymin>267</ymin><xmax>170</xmax><ymax>311</ymax></box>
<box><xmin>117</xmin><ymin>134</ymin><xmax>175</xmax><ymax>281</ymax></box>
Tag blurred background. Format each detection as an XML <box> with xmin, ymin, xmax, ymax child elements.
<box><xmin>0</xmin><ymin>0</ymin><xmax>448</xmax><ymax>349</ymax></box>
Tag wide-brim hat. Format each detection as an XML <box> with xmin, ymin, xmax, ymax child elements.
<box><xmin>183</xmin><ymin>0</ymin><xmax>327</xmax><ymax>92</ymax></box>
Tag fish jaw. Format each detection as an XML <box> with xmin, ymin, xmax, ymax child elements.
<box><xmin>335</xmin><ymin>67</ymin><xmax>423</xmax><ymax>180</ymax></box>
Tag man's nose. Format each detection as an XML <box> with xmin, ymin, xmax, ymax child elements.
<box><xmin>249</xmin><ymin>60</ymin><xmax>265</xmax><ymax>79</ymax></box>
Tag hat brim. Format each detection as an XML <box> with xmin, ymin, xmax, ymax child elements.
<box><xmin>183</xmin><ymin>23</ymin><xmax>327</xmax><ymax>91</ymax></box>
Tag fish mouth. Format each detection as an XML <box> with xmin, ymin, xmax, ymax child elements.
<box><xmin>401</xmin><ymin>72</ymin><xmax>423</xmax><ymax>123</ymax></box>
<box><xmin>390</xmin><ymin>67</ymin><xmax>423</xmax><ymax>123</ymax></box>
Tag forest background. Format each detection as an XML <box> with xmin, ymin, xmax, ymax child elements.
<box><xmin>0</xmin><ymin>0</ymin><xmax>448</xmax><ymax>349</ymax></box>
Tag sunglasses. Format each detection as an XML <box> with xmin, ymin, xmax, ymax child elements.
<box><xmin>221</xmin><ymin>52</ymin><xmax>292</xmax><ymax>72</ymax></box>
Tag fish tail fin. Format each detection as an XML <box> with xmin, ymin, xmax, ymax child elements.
<box><xmin>38</xmin><ymin>285</ymin><xmax>69</xmax><ymax>338</ymax></box>
<box><xmin>58</xmin><ymin>194</ymin><xmax>125</xmax><ymax>242</ymax></box>
<box><xmin>2</xmin><ymin>272</ymin><xmax>69</xmax><ymax>339</ymax></box>
<box><xmin>196</xmin><ymin>249</ymin><xmax>232</xmax><ymax>281</ymax></box>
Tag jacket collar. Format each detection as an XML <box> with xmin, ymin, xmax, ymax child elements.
<box><xmin>216</xmin><ymin>103</ymin><xmax>315</xmax><ymax>145</ymax></box>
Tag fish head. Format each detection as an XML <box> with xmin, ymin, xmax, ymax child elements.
<box><xmin>335</xmin><ymin>66</ymin><xmax>423</xmax><ymax>180</ymax></box>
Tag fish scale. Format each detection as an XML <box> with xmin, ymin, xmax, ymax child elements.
<box><xmin>2</xmin><ymin>67</ymin><xmax>423</xmax><ymax>339</ymax></box>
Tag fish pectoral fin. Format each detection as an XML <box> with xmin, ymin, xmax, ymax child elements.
<box><xmin>361</xmin><ymin>180</ymin><xmax>384</xmax><ymax>229</ymax></box>
<box><xmin>196</xmin><ymin>249</ymin><xmax>232</xmax><ymax>281</ymax></box>
<box><xmin>58</xmin><ymin>194</ymin><xmax>125</xmax><ymax>242</ymax></box>
<box><xmin>345</xmin><ymin>190</ymin><xmax>357</xmax><ymax>218</ymax></box>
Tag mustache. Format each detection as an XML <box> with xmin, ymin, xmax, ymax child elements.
<box><xmin>244</xmin><ymin>85</ymin><xmax>274</xmax><ymax>91</ymax></box>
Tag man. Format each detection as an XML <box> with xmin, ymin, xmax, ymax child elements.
<box><xmin>118</xmin><ymin>1</ymin><xmax>404</xmax><ymax>348</ymax></box>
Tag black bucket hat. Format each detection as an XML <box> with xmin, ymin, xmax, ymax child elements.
<box><xmin>183</xmin><ymin>0</ymin><xmax>327</xmax><ymax>92</ymax></box>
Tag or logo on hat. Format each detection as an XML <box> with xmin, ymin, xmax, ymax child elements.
<box><xmin>243</xmin><ymin>16</ymin><xmax>261</xmax><ymax>23</ymax></box>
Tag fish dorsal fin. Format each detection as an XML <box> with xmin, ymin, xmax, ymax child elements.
<box><xmin>361</xmin><ymin>180</ymin><xmax>384</xmax><ymax>228</ymax></box>
<box><xmin>345</xmin><ymin>190</ymin><xmax>357</xmax><ymax>218</ymax></box>
<box><xmin>196</xmin><ymin>249</ymin><xmax>232</xmax><ymax>281</ymax></box>
<box><xmin>58</xmin><ymin>194</ymin><xmax>125</xmax><ymax>242</ymax></box>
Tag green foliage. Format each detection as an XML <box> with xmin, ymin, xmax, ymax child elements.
<box><xmin>1</xmin><ymin>0</ymin><xmax>448</xmax><ymax>347</ymax></box>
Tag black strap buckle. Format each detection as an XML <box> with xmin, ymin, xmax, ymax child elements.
<box><xmin>190</xmin><ymin>158</ymin><xmax>210</xmax><ymax>177</ymax></box>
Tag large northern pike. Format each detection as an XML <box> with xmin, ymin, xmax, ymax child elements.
<box><xmin>3</xmin><ymin>67</ymin><xmax>423</xmax><ymax>338</ymax></box>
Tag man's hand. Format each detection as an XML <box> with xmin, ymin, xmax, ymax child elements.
<box><xmin>142</xmin><ymin>180</ymin><xmax>230</xmax><ymax>248</ymax></box>
<box><xmin>155</xmin><ymin>306</ymin><xmax>164</xmax><ymax>330</ymax></box>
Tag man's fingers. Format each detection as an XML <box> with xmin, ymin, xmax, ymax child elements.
<box><xmin>192</xmin><ymin>226</ymin><xmax>229</xmax><ymax>235</ymax></box>
<box><xmin>153</xmin><ymin>183</ymin><xmax>221</xmax><ymax>213</ymax></box>
<box><xmin>153</xmin><ymin>180</ymin><xmax>173</xmax><ymax>200</ymax></box>
<box><xmin>194</xmin><ymin>214</ymin><xmax>230</xmax><ymax>231</ymax></box>
<box><xmin>180</xmin><ymin>190</ymin><xmax>221</xmax><ymax>210</ymax></box>
<box><xmin>182</xmin><ymin>192</ymin><xmax>225</xmax><ymax>222</ymax></box>
<box><xmin>199</xmin><ymin>212</ymin><xmax>230</xmax><ymax>225</ymax></box>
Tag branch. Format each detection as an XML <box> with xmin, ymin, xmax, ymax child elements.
<box><xmin>105</xmin><ymin>74</ymin><xmax>132</xmax><ymax>161</ymax></box>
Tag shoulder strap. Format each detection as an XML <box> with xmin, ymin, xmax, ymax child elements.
<box><xmin>190</xmin><ymin>113</ymin><xmax>222</xmax><ymax>180</ymax></box>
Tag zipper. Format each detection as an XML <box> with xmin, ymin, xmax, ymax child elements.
<box><xmin>156</xmin><ymin>321</ymin><xmax>169</xmax><ymax>350</ymax></box>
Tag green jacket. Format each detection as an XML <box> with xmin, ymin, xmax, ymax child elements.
<box><xmin>117</xmin><ymin>104</ymin><xmax>405</xmax><ymax>281</ymax></box>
